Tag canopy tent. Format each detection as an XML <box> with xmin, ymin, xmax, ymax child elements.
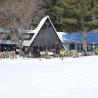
<box><xmin>62</xmin><ymin>32</ymin><xmax>98</xmax><ymax>44</ymax></box>
<box><xmin>62</xmin><ymin>33</ymin><xmax>82</xmax><ymax>44</ymax></box>
<box><xmin>87</xmin><ymin>33</ymin><xmax>98</xmax><ymax>44</ymax></box>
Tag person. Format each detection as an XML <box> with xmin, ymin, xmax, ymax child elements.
<box><xmin>95</xmin><ymin>48</ymin><xmax>98</xmax><ymax>55</ymax></box>
<box><xmin>52</xmin><ymin>49</ymin><xmax>56</xmax><ymax>57</ymax></box>
<box><xmin>45</xmin><ymin>50</ymin><xmax>50</xmax><ymax>59</ymax></box>
<box><xmin>59</xmin><ymin>49</ymin><xmax>65</xmax><ymax>60</ymax></box>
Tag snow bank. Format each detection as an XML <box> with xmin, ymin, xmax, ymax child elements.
<box><xmin>0</xmin><ymin>56</ymin><xmax>98</xmax><ymax>98</ymax></box>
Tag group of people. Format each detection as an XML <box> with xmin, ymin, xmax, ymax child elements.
<box><xmin>0</xmin><ymin>48</ymin><xmax>98</xmax><ymax>59</ymax></box>
<box><xmin>0</xmin><ymin>51</ymin><xmax>16</xmax><ymax>58</ymax></box>
<box><xmin>39</xmin><ymin>49</ymin><xmax>78</xmax><ymax>59</ymax></box>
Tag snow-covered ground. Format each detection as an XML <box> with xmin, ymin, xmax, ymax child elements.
<box><xmin>0</xmin><ymin>56</ymin><xmax>98</xmax><ymax>98</ymax></box>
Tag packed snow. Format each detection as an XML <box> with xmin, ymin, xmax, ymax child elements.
<box><xmin>0</xmin><ymin>56</ymin><xmax>98</xmax><ymax>98</ymax></box>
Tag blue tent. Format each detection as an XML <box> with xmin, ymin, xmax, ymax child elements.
<box><xmin>87</xmin><ymin>33</ymin><xmax>98</xmax><ymax>44</ymax></box>
<box><xmin>63</xmin><ymin>32</ymin><xmax>98</xmax><ymax>44</ymax></box>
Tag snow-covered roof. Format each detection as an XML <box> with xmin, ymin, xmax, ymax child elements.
<box><xmin>23</xmin><ymin>16</ymin><xmax>50</xmax><ymax>46</ymax></box>
<box><xmin>56</xmin><ymin>32</ymin><xmax>65</xmax><ymax>42</ymax></box>
<box><xmin>18</xmin><ymin>29</ymin><xmax>36</xmax><ymax>34</ymax></box>
<box><xmin>0</xmin><ymin>16</ymin><xmax>63</xmax><ymax>47</ymax></box>
<box><xmin>23</xmin><ymin>16</ymin><xmax>58</xmax><ymax>46</ymax></box>
<box><xmin>0</xmin><ymin>28</ymin><xmax>36</xmax><ymax>34</ymax></box>
<box><xmin>0</xmin><ymin>16</ymin><xmax>64</xmax><ymax>47</ymax></box>
<box><xmin>0</xmin><ymin>40</ymin><xmax>16</xmax><ymax>44</ymax></box>
<box><xmin>0</xmin><ymin>27</ymin><xmax>10</xmax><ymax>33</ymax></box>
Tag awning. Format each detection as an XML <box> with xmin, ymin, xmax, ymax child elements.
<box><xmin>0</xmin><ymin>40</ymin><xmax>16</xmax><ymax>45</ymax></box>
<box><xmin>63</xmin><ymin>32</ymin><xmax>98</xmax><ymax>44</ymax></box>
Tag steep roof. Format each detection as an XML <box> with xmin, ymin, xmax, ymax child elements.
<box><xmin>22</xmin><ymin>16</ymin><xmax>48</xmax><ymax>46</ymax></box>
<box><xmin>22</xmin><ymin>16</ymin><xmax>59</xmax><ymax>47</ymax></box>
<box><xmin>24</xmin><ymin>16</ymin><xmax>65</xmax><ymax>53</ymax></box>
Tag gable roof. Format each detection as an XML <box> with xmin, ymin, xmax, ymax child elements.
<box><xmin>23</xmin><ymin>16</ymin><xmax>58</xmax><ymax>47</ymax></box>
<box><xmin>24</xmin><ymin>16</ymin><xmax>64</xmax><ymax>53</ymax></box>
<box><xmin>23</xmin><ymin>16</ymin><xmax>49</xmax><ymax>46</ymax></box>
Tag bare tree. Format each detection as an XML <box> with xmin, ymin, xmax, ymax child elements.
<box><xmin>0</xmin><ymin>0</ymin><xmax>44</xmax><ymax>56</ymax></box>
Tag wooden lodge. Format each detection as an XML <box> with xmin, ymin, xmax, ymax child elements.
<box><xmin>0</xmin><ymin>16</ymin><xmax>64</xmax><ymax>57</ymax></box>
<box><xmin>0</xmin><ymin>16</ymin><xmax>98</xmax><ymax>58</ymax></box>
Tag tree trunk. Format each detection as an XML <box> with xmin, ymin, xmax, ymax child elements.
<box><xmin>19</xmin><ymin>49</ymin><xmax>25</xmax><ymax>57</ymax></box>
<box><xmin>82</xmin><ymin>30</ymin><xmax>87</xmax><ymax>51</ymax></box>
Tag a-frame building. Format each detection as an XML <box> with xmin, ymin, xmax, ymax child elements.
<box><xmin>25</xmin><ymin>16</ymin><xmax>64</xmax><ymax>57</ymax></box>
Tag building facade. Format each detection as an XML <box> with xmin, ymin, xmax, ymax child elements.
<box><xmin>0</xmin><ymin>16</ymin><xmax>64</xmax><ymax>57</ymax></box>
<box><xmin>0</xmin><ymin>16</ymin><xmax>98</xmax><ymax>57</ymax></box>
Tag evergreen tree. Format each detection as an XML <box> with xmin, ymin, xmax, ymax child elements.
<box><xmin>44</xmin><ymin>0</ymin><xmax>98</xmax><ymax>50</ymax></box>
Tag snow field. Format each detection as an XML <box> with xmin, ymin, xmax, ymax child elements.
<box><xmin>0</xmin><ymin>56</ymin><xmax>98</xmax><ymax>98</ymax></box>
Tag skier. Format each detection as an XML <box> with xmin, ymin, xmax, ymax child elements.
<box><xmin>59</xmin><ymin>49</ymin><xmax>65</xmax><ymax>60</ymax></box>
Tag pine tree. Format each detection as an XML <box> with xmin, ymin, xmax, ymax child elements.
<box><xmin>44</xmin><ymin>0</ymin><xmax>98</xmax><ymax>50</ymax></box>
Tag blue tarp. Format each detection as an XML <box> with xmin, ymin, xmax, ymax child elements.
<box><xmin>63</xmin><ymin>32</ymin><xmax>98</xmax><ymax>44</ymax></box>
